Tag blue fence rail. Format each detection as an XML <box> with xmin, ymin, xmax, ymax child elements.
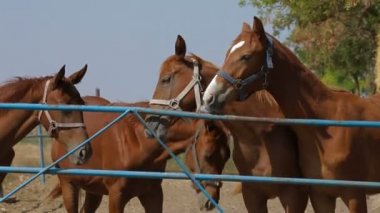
<box><xmin>2</xmin><ymin>103</ymin><xmax>380</xmax><ymax>212</ymax></box>
<box><xmin>3</xmin><ymin>166</ymin><xmax>380</xmax><ymax>189</ymax></box>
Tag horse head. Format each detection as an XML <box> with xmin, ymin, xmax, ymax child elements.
<box><xmin>185</xmin><ymin>120</ymin><xmax>231</xmax><ymax>211</ymax></box>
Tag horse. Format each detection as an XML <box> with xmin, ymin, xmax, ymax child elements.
<box><xmin>146</xmin><ymin>35</ymin><xmax>308</xmax><ymax>212</ymax></box>
<box><xmin>0</xmin><ymin>65</ymin><xmax>91</xmax><ymax>201</ymax></box>
<box><xmin>51</xmin><ymin>96</ymin><xmax>231</xmax><ymax>212</ymax></box>
<box><xmin>185</xmin><ymin>120</ymin><xmax>231</xmax><ymax>211</ymax></box>
<box><xmin>202</xmin><ymin>17</ymin><xmax>380</xmax><ymax>213</ymax></box>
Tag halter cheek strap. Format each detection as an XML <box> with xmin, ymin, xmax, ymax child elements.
<box><xmin>37</xmin><ymin>80</ymin><xmax>85</xmax><ymax>136</ymax></box>
<box><xmin>149</xmin><ymin>59</ymin><xmax>203</xmax><ymax>112</ymax></box>
<box><xmin>185</xmin><ymin>125</ymin><xmax>222</xmax><ymax>189</ymax></box>
<box><xmin>217</xmin><ymin>34</ymin><xmax>274</xmax><ymax>101</ymax></box>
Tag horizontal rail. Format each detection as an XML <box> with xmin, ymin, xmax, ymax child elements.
<box><xmin>2</xmin><ymin>166</ymin><xmax>380</xmax><ymax>189</ymax></box>
<box><xmin>1</xmin><ymin>103</ymin><xmax>380</xmax><ymax>127</ymax></box>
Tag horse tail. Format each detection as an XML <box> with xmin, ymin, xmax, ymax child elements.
<box><xmin>231</xmin><ymin>182</ymin><xmax>242</xmax><ymax>195</ymax></box>
<box><xmin>47</xmin><ymin>182</ymin><xmax>62</xmax><ymax>200</ymax></box>
<box><xmin>375</xmin><ymin>33</ymin><xmax>380</xmax><ymax>93</ymax></box>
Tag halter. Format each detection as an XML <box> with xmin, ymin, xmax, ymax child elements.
<box><xmin>185</xmin><ymin>125</ymin><xmax>222</xmax><ymax>189</ymax></box>
<box><xmin>37</xmin><ymin>79</ymin><xmax>85</xmax><ymax>136</ymax></box>
<box><xmin>149</xmin><ymin>59</ymin><xmax>203</xmax><ymax>112</ymax></box>
<box><xmin>217</xmin><ymin>34</ymin><xmax>274</xmax><ymax>100</ymax></box>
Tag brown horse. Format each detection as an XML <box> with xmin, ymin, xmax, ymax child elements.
<box><xmin>185</xmin><ymin>120</ymin><xmax>231</xmax><ymax>211</ymax></box>
<box><xmin>51</xmin><ymin>96</ymin><xmax>230</xmax><ymax>212</ymax></box>
<box><xmin>202</xmin><ymin>17</ymin><xmax>380</xmax><ymax>213</ymax></box>
<box><xmin>0</xmin><ymin>65</ymin><xmax>91</xmax><ymax>200</ymax></box>
<box><xmin>146</xmin><ymin>35</ymin><xmax>308</xmax><ymax>212</ymax></box>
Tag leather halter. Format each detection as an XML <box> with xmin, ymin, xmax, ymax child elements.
<box><xmin>37</xmin><ymin>79</ymin><xmax>85</xmax><ymax>136</ymax></box>
<box><xmin>185</xmin><ymin>125</ymin><xmax>222</xmax><ymax>189</ymax></box>
<box><xmin>149</xmin><ymin>59</ymin><xmax>203</xmax><ymax>112</ymax></box>
<box><xmin>217</xmin><ymin>34</ymin><xmax>274</xmax><ymax>100</ymax></box>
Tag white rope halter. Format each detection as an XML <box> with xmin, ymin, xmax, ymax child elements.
<box><xmin>149</xmin><ymin>59</ymin><xmax>203</xmax><ymax>112</ymax></box>
<box><xmin>37</xmin><ymin>79</ymin><xmax>85</xmax><ymax>136</ymax></box>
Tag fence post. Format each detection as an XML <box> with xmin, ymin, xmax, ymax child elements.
<box><xmin>95</xmin><ymin>88</ymin><xmax>100</xmax><ymax>97</ymax></box>
<box><xmin>37</xmin><ymin>125</ymin><xmax>45</xmax><ymax>184</ymax></box>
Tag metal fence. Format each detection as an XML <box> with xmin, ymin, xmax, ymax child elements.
<box><xmin>2</xmin><ymin>103</ymin><xmax>380</xmax><ymax>213</ymax></box>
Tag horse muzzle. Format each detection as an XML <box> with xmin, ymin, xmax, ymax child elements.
<box><xmin>144</xmin><ymin>115</ymin><xmax>171</xmax><ymax>141</ymax></box>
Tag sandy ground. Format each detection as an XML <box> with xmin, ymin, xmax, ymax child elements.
<box><xmin>1</xmin><ymin>142</ymin><xmax>380</xmax><ymax>212</ymax></box>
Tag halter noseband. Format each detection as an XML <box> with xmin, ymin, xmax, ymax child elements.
<box><xmin>37</xmin><ymin>79</ymin><xmax>85</xmax><ymax>136</ymax></box>
<box><xmin>149</xmin><ymin>59</ymin><xmax>203</xmax><ymax>112</ymax></box>
<box><xmin>217</xmin><ymin>34</ymin><xmax>274</xmax><ymax>100</ymax></box>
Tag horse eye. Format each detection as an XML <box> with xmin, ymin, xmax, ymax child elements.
<box><xmin>241</xmin><ymin>54</ymin><xmax>252</xmax><ymax>61</ymax></box>
<box><xmin>160</xmin><ymin>75</ymin><xmax>171</xmax><ymax>84</ymax></box>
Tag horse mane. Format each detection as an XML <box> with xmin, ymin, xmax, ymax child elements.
<box><xmin>253</xmin><ymin>90</ymin><xmax>278</xmax><ymax>107</ymax></box>
<box><xmin>187</xmin><ymin>53</ymin><xmax>218</xmax><ymax>73</ymax></box>
<box><xmin>0</xmin><ymin>76</ymin><xmax>50</xmax><ymax>103</ymax></box>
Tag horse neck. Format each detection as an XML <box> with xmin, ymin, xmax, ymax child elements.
<box><xmin>0</xmin><ymin>78</ymin><xmax>46</xmax><ymax>147</ymax></box>
<box><xmin>266</xmin><ymin>41</ymin><xmax>334</xmax><ymax>119</ymax></box>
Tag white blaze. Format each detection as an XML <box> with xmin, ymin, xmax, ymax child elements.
<box><xmin>203</xmin><ymin>76</ymin><xmax>220</xmax><ymax>103</ymax></box>
<box><xmin>229</xmin><ymin>41</ymin><xmax>245</xmax><ymax>54</ymax></box>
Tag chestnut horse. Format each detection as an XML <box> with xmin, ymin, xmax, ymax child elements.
<box><xmin>51</xmin><ymin>96</ymin><xmax>230</xmax><ymax>212</ymax></box>
<box><xmin>185</xmin><ymin>120</ymin><xmax>231</xmax><ymax>211</ymax></box>
<box><xmin>202</xmin><ymin>17</ymin><xmax>380</xmax><ymax>213</ymax></box>
<box><xmin>0</xmin><ymin>65</ymin><xmax>91</xmax><ymax>201</ymax></box>
<box><xmin>146</xmin><ymin>35</ymin><xmax>308</xmax><ymax>212</ymax></box>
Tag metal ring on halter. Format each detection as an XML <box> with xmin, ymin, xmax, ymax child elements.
<box><xmin>233</xmin><ymin>79</ymin><xmax>243</xmax><ymax>90</ymax></box>
<box><xmin>169</xmin><ymin>99</ymin><xmax>180</xmax><ymax>109</ymax></box>
<box><xmin>48</xmin><ymin>120</ymin><xmax>57</xmax><ymax>136</ymax></box>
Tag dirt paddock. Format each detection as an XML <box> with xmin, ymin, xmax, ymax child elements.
<box><xmin>1</xmin><ymin>142</ymin><xmax>380</xmax><ymax>212</ymax></box>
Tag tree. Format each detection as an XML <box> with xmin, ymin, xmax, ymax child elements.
<box><xmin>240</xmin><ymin>0</ymin><xmax>380</xmax><ymax>94</ymax></box>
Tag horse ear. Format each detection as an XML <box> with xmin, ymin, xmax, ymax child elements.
<box><xmin>68</xmin><ymin>64</ymin><xmax>87</xmax><ymax>85</ymax></box>
<box><xmin>52</xmin><ymin>65</ymin><xmax>66</xmax><ymax>89</ymax></box>
<box><xmin>175</xmin><ymin>35</ymin><xmax>186</xmax><ymax>57</ymax></box>
<box><xmin>252</xmin><ymin>16</ymin><xmax>266</xmax><ymax>38</ymax></box>
<box><xmin>242</xmin><ymin>22</ymin><xmax>252</xmax><ymax>32</ymax></box>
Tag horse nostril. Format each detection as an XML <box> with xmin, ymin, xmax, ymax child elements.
<box><xmin>205</xmin><ymin>94</ymin><xmax>215</xmax><ymax>106</ymax></box>
<box><xmin>79</xmin><ymin>149</ymin><xmax>86</xmax><ymax>159</ymax></box>
<box><xmin>144</xmin><ymin>129</ymin><xmax>154</xmax><ymax>138</ymax></box>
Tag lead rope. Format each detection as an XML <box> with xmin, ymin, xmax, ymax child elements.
<box><xmin>37</xmin><ymin>79</ymin><xmax>85</xmax><ymax>136</ymax></box>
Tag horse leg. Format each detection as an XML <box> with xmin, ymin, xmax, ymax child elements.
<box><xmin>60</xmin><ymin>179</ymin><xmax>80</xmax><ymax>213</ymax></box>
<box><xmin>108</xmin><ymin>188</ymin><xmax>129</xmax><ymax>213</ymax></box>
<box><xmin>80</xmin><ymin>192</ymin><xmax>103</xmax><ymax>213</ymax></box>
<box><xmin>241</xmin><ymin>183</ymin><xmax>268</xmax><ymax>213</ymax></box>
<box><xmin>0</xmin><ymin>149</ymin><xmax>16</xmax><ymax>202</ymax></box>
<box><xmin>278</xmin><ymin>185</ymin><xmax>308</xmax><ymax>213</ymax></box>
<box><xmin>341</xmin><ymin>190</ymin><xmax>367</xmax><ymax>213</ymax></box>
<box><xmin>138</xmin><ymin>185</ymin><xmax>163</xmax><ymax>213</ymax></box>
<box><xmin>309</xmin><ymin>189</ymin><xmax>336</xmax><ymax>213</ymax></box>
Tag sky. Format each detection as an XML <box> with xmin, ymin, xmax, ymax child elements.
<box><xmin>0</xmin><ymin>1</ymin><xmax>284</xmax><ymax>102</ymax></box>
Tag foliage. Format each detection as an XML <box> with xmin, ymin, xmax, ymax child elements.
<box><xmin>239</xmin><ymin>0</ymin><xmax>380</xmax><ymax>94</ymax></box>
